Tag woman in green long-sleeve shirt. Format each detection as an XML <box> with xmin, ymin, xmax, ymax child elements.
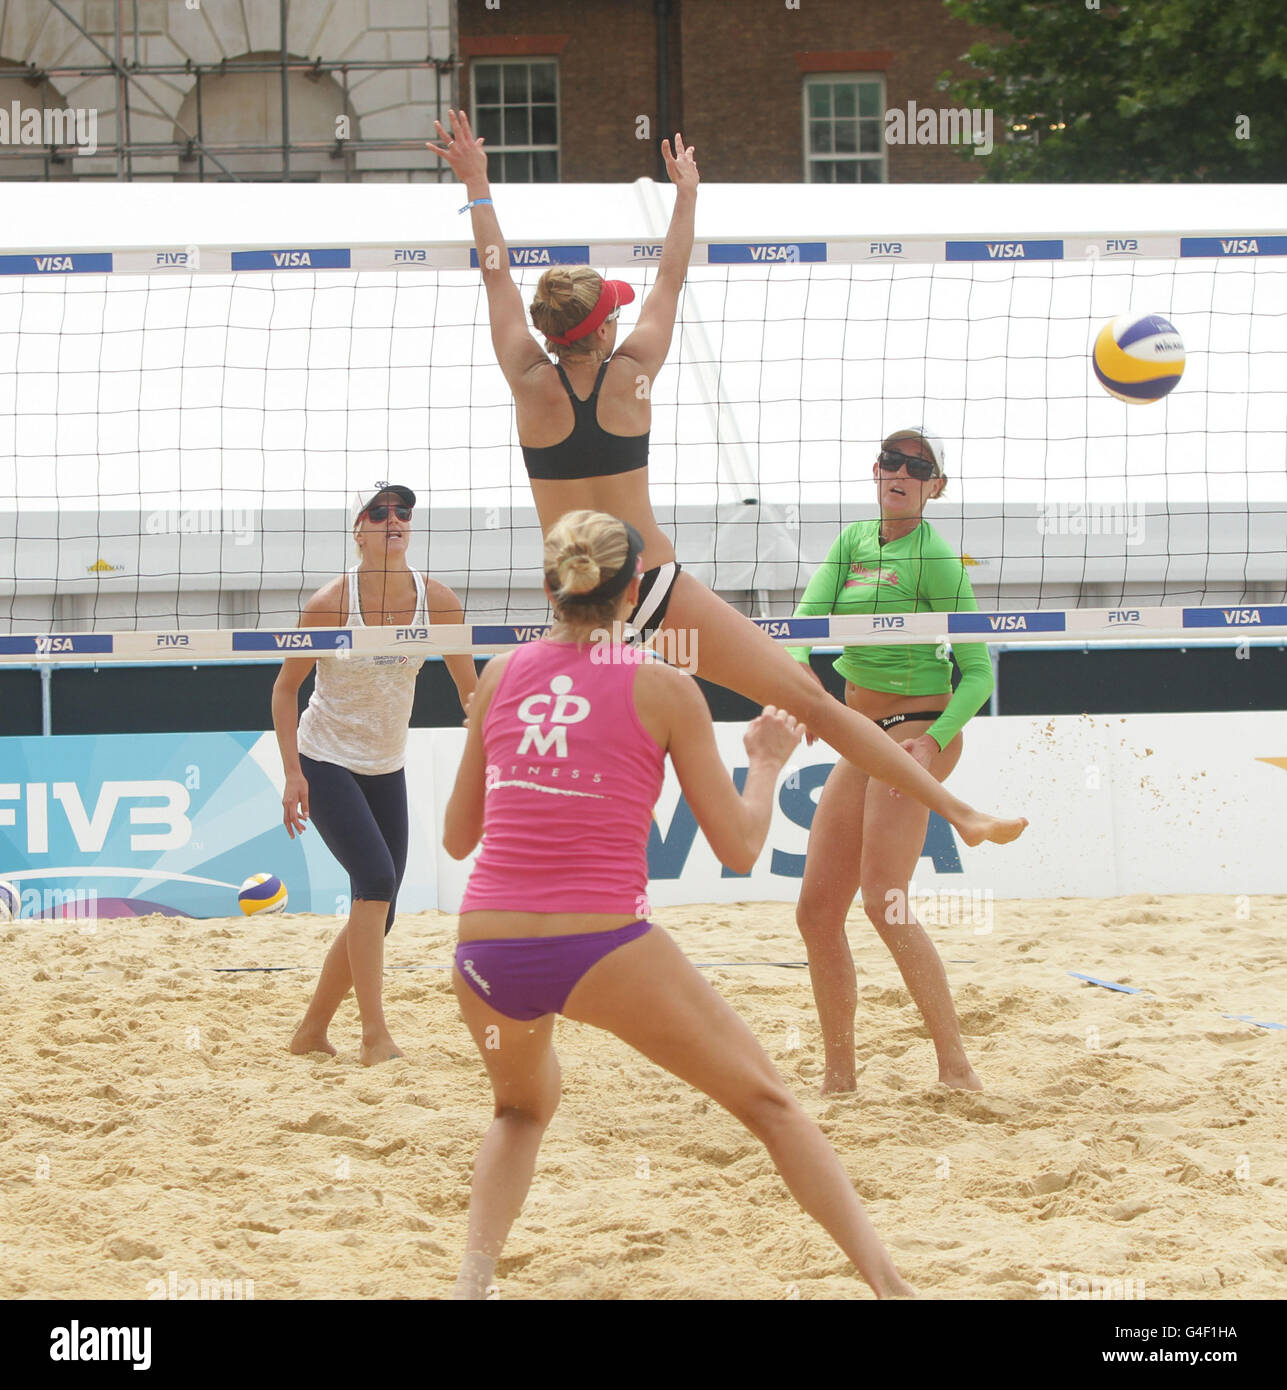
<box><xmin>790</xmin><ymin>429</ymin><xmax>993</xmax><ymax>1093</ymax></box>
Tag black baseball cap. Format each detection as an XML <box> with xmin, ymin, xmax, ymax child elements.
<box><xmin>354</xmin><ymin>484</ymin><xmax>416</xmax><ymax>518</ymax></box>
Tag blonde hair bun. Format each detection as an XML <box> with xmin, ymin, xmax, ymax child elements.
<box><xmin>556</xmin><ymin>551</ymin><xmax>601</xmax><ymax>594</ymax></box>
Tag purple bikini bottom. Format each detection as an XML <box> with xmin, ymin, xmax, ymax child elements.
<box><xmin>454</xmin><ymin>920</ymin><xmax>653</xmax><ymax>1021</ymax></box>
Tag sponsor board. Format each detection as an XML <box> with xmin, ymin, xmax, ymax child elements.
<box><xmin>3</xmin><ymin>713</ymin><xmax>1284</xmax><ymax>917</ymax></box>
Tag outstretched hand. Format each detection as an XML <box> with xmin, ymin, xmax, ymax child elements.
<box><xmin>661</xmin><ymin>132</ymin><xmax>699</xmax><ymax>192</ymax></box>
<box><xmin>427</xmin><ymin>107</ymin><xmax>488</xmax><ymax>186</ymax></box>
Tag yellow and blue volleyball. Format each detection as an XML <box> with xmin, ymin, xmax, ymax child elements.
<box><xmin>1092</xmin><ymin>312</ymin><xmax>1185</xmax><ymax>404</ymax></box>
<box><xmin>238</xmin><ymin>873</ymin><xmax>287</xmax><ymax>915</ymax></box>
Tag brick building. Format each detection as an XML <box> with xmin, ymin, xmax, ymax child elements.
<box><xmin>0</xmin><ymin>0</ymin><xmax>991</xmax><ymax>182</ymax></box>
<box><xmin>458</xmin><ymin>0</ymin><xmax>990</xmax><ymax>183</ymax></box>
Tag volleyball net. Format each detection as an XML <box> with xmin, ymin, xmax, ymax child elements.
<box><xmin>2</xmin><ymin>222</ymin><xmax>1286</xmax><ymax>664</ymax></box>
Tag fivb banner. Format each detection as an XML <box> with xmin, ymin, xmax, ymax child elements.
<box><xmin>2</xmin><ymin>713</ymin><xmax>1285</xmax><ymax>919</ymax></box>
<box><xmin>0</xmin><ymin>732</ymin><xmax>393</xmax><ymax>921</ymax></box>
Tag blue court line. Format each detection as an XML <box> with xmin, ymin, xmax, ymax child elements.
<box><xmin>1069</xmin><ymin>974</ymin><xmax>1285</xmax><ymax>1029</ymax></box>
<box><xmin>1068</xmin><ymin>972</ymin><xmax>1143</xmax><ymax>994</ymax></box>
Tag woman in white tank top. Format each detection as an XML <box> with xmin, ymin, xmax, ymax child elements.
<box><xmin>272</xmin><ymin>486</ymin><xmax>477</xmax><ymax>1065</ymax></box>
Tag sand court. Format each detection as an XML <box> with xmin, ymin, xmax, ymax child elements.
<box><xmin>2</xmin><ymin>895</ymin><xmax>1283</xmax><ymax>1300</ymax></box>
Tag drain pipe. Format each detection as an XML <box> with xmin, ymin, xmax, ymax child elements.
<box><xmin>654</xmin><ymin>0</ymin><xmax>671</xmax><ymax>176</ymax></box>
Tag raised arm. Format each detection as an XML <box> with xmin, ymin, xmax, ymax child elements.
<box><xmin>613</xmin><ymin>134</ymin><xmax>699</xmax><ymax>384</ymax></box>
<box><xmin>643</xmin><ymin>666</ymin><xmax>801</xmax><ymax>875</ymax></box>
<box><xmin>428</xmin><ymin>108</ymin><xmax>548</xmax><ymax>389</ymax></box>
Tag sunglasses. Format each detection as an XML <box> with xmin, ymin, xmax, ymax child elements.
<box><xmin>877</xmin><ymin>450</ymin><xmax>939</xmax><ymax>483</ymax></box>
<box><xmin>365</xmin><ymin>504</ymin><xmax>412</xmax><ymax>522</ymax></box>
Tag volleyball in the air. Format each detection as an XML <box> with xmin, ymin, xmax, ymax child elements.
<box><xmin>0</xmin><ymin>879</ymin><xmax>20</xmax><ymax>921</ymax></box>
<box><xmin>238</xmin><ymin>873</ymin><xmax>288</xmax><ymax>915</ymax></box>
<box><xmin>1092</xmin><ymin>312</ymin><xmax>1185</xmax><ymax>404</ymax></box>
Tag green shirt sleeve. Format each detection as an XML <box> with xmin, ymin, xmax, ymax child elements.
<box><xmin>788</xmin><ymin>527</ymin><xmax>851</xmax><ymax>664</ymax></box>
<box><xmin>921</xmin><ymin>557</ymin><xmax>993</xmax><ymax>751</ymax></box>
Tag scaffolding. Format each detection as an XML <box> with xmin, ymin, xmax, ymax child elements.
<box><xmin>2</xmin><ymin>1</ymin><xmax>457</xmax><ymax>181</ymax></box>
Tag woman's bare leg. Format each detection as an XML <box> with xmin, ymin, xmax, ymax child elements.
<box><xmin>346</xmin><ymin>900</ymin><xmax>401</xmax><ymax>1065</ymax></box>
<box><xmin>795</xmin><ymin>758</ymin><xmax>868</xmax><ymax>1094</ymax></box>
<box><xmin>451</xmin><ymin>975</ymin><xmax>561</xmax><ymax>1299</ymax></box>
<box><xmin>856</xmin><ymin>736</ymin><xmax>981</xmax><ymax>1089</ymax></box>
<box><xmin>289</xmin><ymin>921</ymin><xmax>352</xmax><ymax>1056</ymax></box>
<box><xmin>662</xmin><ymin>574</ymin><xmax>1026</xmax><ymax>847</ymax></box>
<box><xmin>289</xmin><ymin>900</ymin><xmax>400</xmax><ymax>1063</ymax></box>
<box><xmin>563</xmin><ymin>927</ymin><xmax>914</xmax><ymax>1297</ymax></box>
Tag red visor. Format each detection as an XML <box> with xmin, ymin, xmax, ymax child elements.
<box><xmin>544</xmin><ymin>279</ymin><xmax>636</xmax><ymax>346</ymax></box>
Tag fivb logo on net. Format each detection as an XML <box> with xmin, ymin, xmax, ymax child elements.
<box><xmin>884</xmin><ymin>101</ymin><xmax>994</xmax><ymax>157</ymax></box>
<box><xmin>0</xmin><ymin>102</ymin><xmax>98</xmax><ymax>157</ymax></box>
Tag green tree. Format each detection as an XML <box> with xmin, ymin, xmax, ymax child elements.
<box><xmin>943</xmin><ymin>0</ymin><xmax>1287</xmax><ymax>180</ymax></box>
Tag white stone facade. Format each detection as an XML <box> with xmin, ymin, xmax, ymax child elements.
<box><xmin>0</xmin><ymin>0</ymin><xmax>457</xmax><ymax>181</ymax></box>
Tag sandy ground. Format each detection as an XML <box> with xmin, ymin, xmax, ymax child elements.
<box><xmin>1</xmin><ymin>895</ymin><xmax>1284</xmax><ymax>1301</ymax></box>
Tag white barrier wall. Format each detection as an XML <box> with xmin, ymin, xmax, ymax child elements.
<box><xmin>2</xmin><ymin>712</ymin><xmax>1281</xmax><ymax>920</ymax></box>
<box><xmin>417</xmin><ymin>711</ymin><xmax>1287</xmax><ymax>910</ymax></box>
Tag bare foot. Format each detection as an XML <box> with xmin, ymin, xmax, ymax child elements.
<box><xmin>956</xmin><ymin>813</ymin><xmax>1027</xmax><ymax>848</ymax></box>
<box><xmin>938</xmin><ymin>1064</ymin><xmax>983</xmax><ymax>1091</ymax></box>
<box><xmin>289</xmin><ymin>1026</ymin><xmax>337</xmax><ymax>1056</ymax></box>
<box><xmin>819</xmin><ymin>1072</ymin><xmax>857</xmax><ymax>1097</ymax></box>
<box><xmin>359</xmin><ymin>1035</ymin><xmax>404</xmax><ymax>1066</ymax></box>
<box><xmin>877</xmin><ymin>1274</ymin><xmax>918</xmax><ymax>1299</ymax></box>
<box><xmin>452</xmin><ymin>1251</ymin><xmax>496</xmax><ymax>1300</ymax></box>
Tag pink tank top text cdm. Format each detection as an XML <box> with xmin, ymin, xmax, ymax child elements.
<box><xmin>459</xmin><ymin>640</ymin><xmax>666</xmax><ymax>915</ymax></box>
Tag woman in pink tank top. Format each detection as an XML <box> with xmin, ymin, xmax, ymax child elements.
<box><xmin>443</xmin><ymin>510</ymin><xmax>913</xmax><ymax>1301</ymax></box>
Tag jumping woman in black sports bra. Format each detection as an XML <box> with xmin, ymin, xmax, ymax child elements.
<box><xmin>428</xmin><ymin>109</ymin><xmax>1026</xmax><ymax>848</ymax></box>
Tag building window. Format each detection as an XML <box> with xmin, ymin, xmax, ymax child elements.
<box><xmin>471</xmin><ymin>59</ymin><xmax>558</xmax><ymax>182</ymax></box>
<box><xmin>803</xmin><ymin>75</ymin><xmax>885</xmax><ymax>182</ymax></box>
